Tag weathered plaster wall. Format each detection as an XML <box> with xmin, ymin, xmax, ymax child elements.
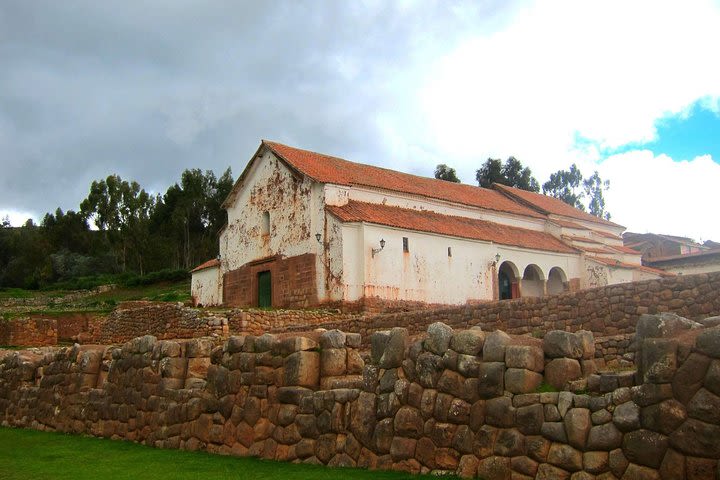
<box><xmin>221</xmin><ymin>151</ymin><xmax>320</xmax><ymax>272</ymax></box>
<box><xmin>341</xmin><ymin>222</ymin><xmax>580</xmax><ymax>305</ymax></box>
<box><xmin>191</xmin><ymin>266</ymin><xmax>222</xmax><ymax>307</ymax></box>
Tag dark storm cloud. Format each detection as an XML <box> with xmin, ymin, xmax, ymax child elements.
<box><xmin>0</xmin><ymin>0</ymin><xmax>516</xmax><ymax>221</ymax></box>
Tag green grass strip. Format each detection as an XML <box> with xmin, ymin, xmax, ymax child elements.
<box><xmin>0</xmin><ymin>427</ymin><xmax>447</xmax><ymax>480</ymax></box>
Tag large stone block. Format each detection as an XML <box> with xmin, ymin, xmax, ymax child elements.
<box><xmin>639</xmin><ymin>338</ymin><xmax>677</xmax><ymax>384</ymax></box>
<box><xmin>371</xmin><ymin>331</ymin><xmax>390</xmax><ymax>364</ymax></box>
<box><xmin>698</xmin><ymin>328</ymin><xmax>720</xmax><ymax>358</ymax></box>
<box><xmin>415</xmin><ymin>352</ymin><xmax>443</xmax><ymax>388</ymax></box>
<box><xmin>478</xmin><ymin>362</ymin><xmax>505</xmax><ymax>398</ymax></box>
<box><xmin>284</xmin><ymin>351</ymin><xmax>320</xmax><ymax>387</ymax></box>
<box><xmin>543</xmin><ymin>331</ymin><xmax>583</xmax><ymax>359</ymax></box>
<box><xmin>486</xmin><ymin>396</ymin><xmax>515</xmax><ymax>428</ymax></box>
<box><xmin>319</xmin><ymin>329</ymin><xmax>346</xmax><ymax>349</ymax></box>
<box><xmin>516</xmin><ymin>403</ymin><xmax>544</xmax><ymax>435</ymax></box>
<box><xmin>505</xmin><ymin>368</ymin><xmax>543</xmax><ymax>394</ymax></box>
<box><xmin>483</xmin><ymin>331</ymin><xmax>511</xmax><ymax>362</ymax></box>
<box><xmin>394</xmin><ymin>406</ymin><xmax>423</xmax><ymax>438</ymax></box>
<box><xmin>687</xmin><ymin>387</ymin><xmax>720</xmax><ymax>424</ymax></box>
<box><xmin>450</xmin><ymin>329</ymin><xmax>485</xmax><ymax>356</ymax></box>
<box><xmin>506</xmin><ymin>345</ymin><xmax>544</xmax><ymax>372</ymax></box>
<box><xmin>636</xmin><ymin>312</ymin><xmax>702</xmax><ymax>340</ymax></box>
<box><xmin>670</xmin><ymin>418</ymin><xmax>720</xmax><ymax>457</ymax></box>
<box><xmin>622</xmin><ymin>429</ymin><xmax>668</xmax><ymax>469</ymax></box>
<box><xmin>547</xmin><ymin>442</ymin><xmax>582</xmax><ymax>472</ymax></box>
<box><xmin>425</xmin><ymin>322</ymin><xmax>454</xmax><ymax>355</ymax></box>
<box><xmin>563</xmin><ymin>408</ymin><xmax>591</xmax><ymax>450</ymax></box>
<box><xmin>641</xmin><ymin>399</ymin><xmax>686</xmax><ymax>434</ymax></box>
<box><xmin>378</xmin><ymin>328</ymin><xmax>408</xmax><ymax>369</ymax></box>
<box><xmin>544</xmin><ymin>358</ymin><xmax>582</xmax><ymax>390</ymax></box>
<box><xmin>613</xmin><ymin>401</ymin><xmax>640</xmax><ymax>432</ymax></box>
<box><xmin>587</xmin><ymin>423</ymin><xmax>622</xmax><ymax>451</ymax></box>
<box><xmin>320</xmin><ymin>348</ymin><xmax>346</xmax><ymax>376</ymax></box>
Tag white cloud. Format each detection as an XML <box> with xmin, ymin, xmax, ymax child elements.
<box><xmin>0</xmin><ymin>209</ymin><xmax>37</xmax><ymax>227</ymax></box>
<box><xmin>597</xmin><ymin>150</ymin><xmax>720</xmax><ymax>241</ymax></box>
<box><xmin>386</xmin><ymin>0</ymin><xmax>720</xmax><ymax>239</ymax></box>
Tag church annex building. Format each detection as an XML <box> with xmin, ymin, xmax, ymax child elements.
<box><xmin>191</xmin><ymin>140</ymin><xmax>669</xmax><ymax>309</ymax></box>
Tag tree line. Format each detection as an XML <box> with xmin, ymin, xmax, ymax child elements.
<box><xmin>434</xmin><ymin>158</ymin><xmax>611</xmax><ymax>220</ymax></box>
<box><xmin>0</xmin><ymin>168</ymin><xmax>233</xmax><ymax>290</ymax></box>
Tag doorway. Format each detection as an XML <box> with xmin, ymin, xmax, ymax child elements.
<box><xmin>258</xmin><ymin>270</ymin><xmax>272</xmax><ymax>307</ymax></box>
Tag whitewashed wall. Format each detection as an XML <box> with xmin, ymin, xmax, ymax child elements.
<box><xmin>339</xmin><ymin>221</ymin><xmax>581</xmax><ymax>304</ymax></box>
<box><xmin>220</xmin><ymin>151</ymin><xmax>322</xmax><ymax>271</ymax></box>
<box><xmin>191</xmin><ymin>266</ymin><xmax>222</xmax><ymax>306</ymax></box>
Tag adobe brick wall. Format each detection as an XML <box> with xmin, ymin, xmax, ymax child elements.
<box><xmin>0</xmin><ymin>317</ymin><xmax>57</xmax><ymax>347</ymax></box>
<box><xmin>223</xmin><ymin>253</ymin><xmax>317</xmax><ymax>309</ymax></box>
<box><xmin>3</xmin><ymin>317</ymin><xmax>720</xmax><ymax>479</ymax></box>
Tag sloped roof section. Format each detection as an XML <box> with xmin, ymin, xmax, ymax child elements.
<box><xmin>492</xmin><ymin>183</ymin><xmax>622</xmax><ymax>228</ymax></box>
<box><xmin>191</xmin><ymin>258</ymin><xmax>220</xmax><ymax>273</ymax></box>
<box><xmin>263</xmin><ymin>141</ymin><xmax>545</xmax><ymax>219</ymax></box>
<box><xmin>327</xmin><ymin>201</ymin><xmax>577</xmax><ymax>254</ymax></box>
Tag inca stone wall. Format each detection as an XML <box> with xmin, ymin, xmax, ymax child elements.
<box><xmin>3</xmin><ymin>313</ymin><xmax>720</xmax><ymax>479</ymax></box>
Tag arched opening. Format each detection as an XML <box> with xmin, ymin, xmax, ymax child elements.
<box><xmin>521</xmin><ymin>264</ymin><xmax>545</xmax><ymax>298</ymax></box>
<box><xmin>547</xmin><ymin>267</ymin><xmax>568</xmax><ymax>295</ymax></box>
<box><xmin>498</xmin><ymin>261</ymin><xmax>520</xmax><ymax>300</ymax></box>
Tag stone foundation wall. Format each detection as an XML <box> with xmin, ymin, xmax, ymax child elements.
<box><xmin>228</xmin><ymin>309</ymin><xmax>360</xmax><ymax>336</ymax></box>
<box><xmin>3</xmin><ymin>314</ymin><xmax>720</xmax><ymax>479</ymax></box>
<box><xmin>325</xmin><ymin>271</ymin><xmax>720</xmax><ymax>344</ymax></box>
<box><xmin>93</xmin><ymin>301</ymin><xmax>227</xmax><ymax>344</ymax></box>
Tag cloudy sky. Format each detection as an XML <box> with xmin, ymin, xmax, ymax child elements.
<box><xmin>1</xmin><ymin>0</ymin><xmax>719</xmax><ymax>241</ymax></box>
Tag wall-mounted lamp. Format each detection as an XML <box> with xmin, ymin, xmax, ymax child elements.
<box><xmin>491</xmin><ymin>253</ymin><xmax>501</xmax><ymax>267</ymax></box>
<box><xmin>315</xmin><ymin>233</ymin><xmax>322</xmax><ymax>244</ymax></box>
<box><xmin>216</xmin><ymin>254</ymin><xmax>222</xmax><ymax>261</ymax></box>
<box><xmin>372</xmin><ymin>238</ymin><xmax>386</xmax><ymax>258</ymax></box>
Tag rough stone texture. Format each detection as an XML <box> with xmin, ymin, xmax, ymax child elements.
<box><xmin>622</xmin><ymin>429</ymin><xmax>668</xmax><ymax>469</ymax></box>
<box><xmin>483</xmin><ymin>330</ymin><xmax>512</xmax><ymax>362</ymax></box>
<box><xmin>505</xmin><ymin>345</ymin><xmax>544</xmax><ymax>372</ymax></box>
<box><xmin>425</xmin><ymin>322</ymin><xmax>454</xmax><ymax>356</ymax></box>
<box><xmin>545</xmin><ymin>358</ymin><xmax>582</xmax><ymax>390</ymax></box>
<box><xmin>543</xmin><ymin>331</ymin><xmax>584</xmax><ymax>359</ymax></box>
<box><xmin>378</xmin><ymin>328</ymin><xmax>407</xmax><ymax>369</ymax></box>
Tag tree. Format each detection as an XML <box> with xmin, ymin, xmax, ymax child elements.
<box><xmin>80</xmin><ymin>175</ymin><xmax>155</xmax><ymax>273</ymax></box>
<box><xmin>542</xmin><ymin>165</ymin><xmax>611</xmax><ymax>219</ymax></box>
<box><xmin>476</xmin><ymin>157</ymin><xmax>540</xmax><ymax>192</ymax></box>
<box><xmin>583</xmin><ymin>171</ymin><xmax>611</xmax><ymax>220</ymax></box>
<box><xmin>434</xmin><ymin>164</ymin><xmax>460</xmax><ymax>183</ymax></box>
<box><xmin>542</xmin><ymin>164</ymin><xmax>585</xmax><ymax>210</ymax></box>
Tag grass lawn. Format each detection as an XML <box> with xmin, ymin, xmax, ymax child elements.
<box><xmin>0</xmin><ymin>427</ymin><xmax>447</xmax><ymax>480</ymax></box>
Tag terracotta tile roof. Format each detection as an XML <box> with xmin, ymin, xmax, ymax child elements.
<box><xmin>592</xmin><ymin>230</ymin><xmax>623</xmax><ymax>240</ymax></box>
<box><xmin>326</xmin><ymin>201</ymin><xmax>577</xmax><ymax>254</ymax></box>
<box><xmin>549</xmin><ymin>219</ymin><xmax>589</xmax><ymax>230</ymax></box>
<box><xmin>610</xmin><ymin>245</ymin><xmax>643</xmax><ymax>255</ymax></box>
<box><xmin>492</xmin><ymin>183</ymin><xmax>622</xmax><ymax>228</ymax></box>
<box><xmin>562</xmin><ymin>235</ymin><xmax>603</xmax><ymax>244</ymax></box>
<box><xmin>587</xmin><ymin>256</ymin><xmax>674</xmax><ymax>277</ymax></box>
<box><xmin>191</xmin><ymin>258</ymin><xmax>220</xmax><ymax>273</ymax></box>
<box><xmin>263</xmin><ymin>141</ymin><xmax>545</xmax><ymax>219</ymax></box>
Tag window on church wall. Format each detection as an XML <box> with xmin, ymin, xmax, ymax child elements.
<box><xmin>262</xmin><ymin>211</ymin><xmax>270</xmax><ymax>235</ymax></box>
<box><xmin>403</xmin><ymin>237</ymin><xmax>409</xmax><ymax>252</ymax></box>
<box><xmin>448</xmin><ymin>247</ymin><xmax>452</xmax><ymax>257</ymax></box>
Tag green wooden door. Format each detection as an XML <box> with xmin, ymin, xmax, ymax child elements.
<box><xmin>258</xmin><ymin>271</ymin><xmax>272</xmax><ymax>307</ymax></box>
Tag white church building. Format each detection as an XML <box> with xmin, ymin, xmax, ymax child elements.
<box><xmin>191</xmin><ymin>140</ymin><xmax>669</xmax><ymax>309</ymax></box>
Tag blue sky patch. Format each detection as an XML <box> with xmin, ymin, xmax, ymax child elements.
<box><xmin>597</xmin><ymin>100</ymin><xmax>720</xmax><ymax>163</ymax></box>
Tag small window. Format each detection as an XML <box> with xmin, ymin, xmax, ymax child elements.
<box><xmin>403</xmin><ymin>237</ymin><xmax>409</xmax><ymax>252</ymax></box>
<box><xmin>262</xmin><ymin>211</ymin><xmax>270</xmax><ymax>235</ymax></box>
<box><xmin>448</xmin><ymin>247</ymin><xmax>452</xmax><ymax>257</ymax></box>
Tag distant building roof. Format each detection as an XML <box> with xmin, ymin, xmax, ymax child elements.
<box><xmin>587</xmin><ymin>256</ymin><xmax>674</xmax><ymax>277</ymax></box>
<box><xmin>327</xmin><ymin>200</ymin><xmax>578</xmax><ymax>254</ymax></box>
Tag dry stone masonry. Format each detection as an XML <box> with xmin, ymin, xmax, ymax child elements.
<box><xmin>3</xmin><ymin>313</ymin><xmax>720</xmax><ymax>479</ymax></box>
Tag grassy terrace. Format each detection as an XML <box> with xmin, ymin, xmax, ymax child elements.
<box><xmin>0</xmin><ymin>427</ymin><xmax>444</xmax><ymax>480</ymax></box>
<box><xmin>0</xmin><ymin>280</ymin><xmax>192</xmax><ymax>320</ymax></box>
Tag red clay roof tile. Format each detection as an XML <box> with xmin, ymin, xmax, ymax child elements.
<box><xmin>587</xmin><ymin>256</ymin><xmax>673</xmax><ymax>277</ymax></box>
<box><xmin>263</xmin><ymin>141</ymin><xmax>546</xmax><ymax>219</ymax></box>
<box><xmin>327</xmin><ymin>201</ymin><xmax>577</xmax><ymax>254</ymax></box>
<box><xmin>191</xmin><ymin>258</ymin><xmax>220</xmax><ymax>273</ymax></box>
<box><xmin>492</xmin><ymin>183</ymin><xmax>622</xmax><ymax>228</ymax></box>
